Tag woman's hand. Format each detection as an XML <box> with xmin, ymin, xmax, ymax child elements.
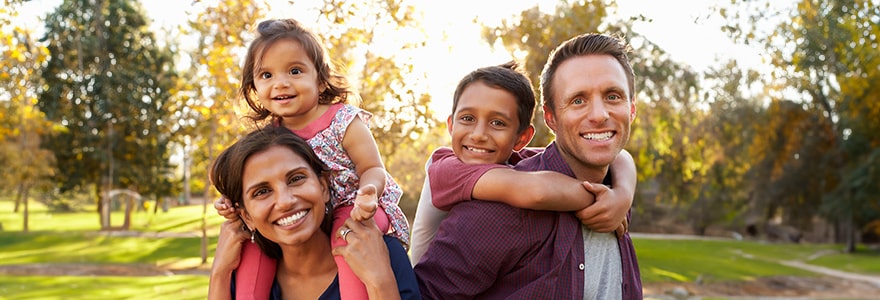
<box><xmin>332</xmin><ymin>217</ymin><xmax>400</xmax><ymax>300</ymax></box>
<box><xmin>208</xmin><ymin>218</ymin><xmax>250</xmax><ymax>300</ymax></box>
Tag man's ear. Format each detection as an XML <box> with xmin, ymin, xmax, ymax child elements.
<box><xmin>512</xmin><ymin>125</ymin><xmax>535</xmax><ymax>151</ymax></box>
<box><xmin>629</xmin><ymin>97</ymin><xmax>637</xmax><ymax>122</ymax></box>
<box><xmin>543</xmin><ymin>105</ymin><xmax>558</xmax><ymax>133</ymax></box>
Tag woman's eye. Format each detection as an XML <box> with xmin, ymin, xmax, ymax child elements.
<box><xmin>290</xmin><ymin>68</ymin><xmax>302</xmax><ymax>75</ymax></box>
<box><xmin>288</xmin><ymin>174</ymin><xmax>306</xmax><ymax>184</ymax></box>
<box><xmin>252</xmin><ymin>188</ymin><xmax>270</xmax><ymax>198</ymax></box>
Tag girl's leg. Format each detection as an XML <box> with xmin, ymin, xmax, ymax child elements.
<box><xmin>332</xmin><ymin>205</ymin><xmax>390</xmax><ymax>300</ymax></box>
<box><xmin>235</xmin><ymin>241</ymin><xmax>276</xmax><ymax>300</ymax></box>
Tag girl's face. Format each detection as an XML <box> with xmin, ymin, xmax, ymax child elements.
<box><xmin>239</xmin><ymin>145</ymin><xmax>329</xmax><ymax>247</ymax></box>
<box><xmin>253</xmin><ymin>39</ymin><xmax>324</xmax><ymax>127</ymax></box>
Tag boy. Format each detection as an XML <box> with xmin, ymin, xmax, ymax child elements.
<box><xmin>409</xmin><ymin>62</ymin><xmax>635</xmax><ymax>264</ymax></box>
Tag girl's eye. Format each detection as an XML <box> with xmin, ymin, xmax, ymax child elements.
<box><xmin>259</xmin><ymin>72</ymin><xmax>271</xmax><ymax>79</ymax></box>
<box><xmin>290</xmin><ymin>68</ymin><xmax>302</xmax><ymax>75</ymax></box>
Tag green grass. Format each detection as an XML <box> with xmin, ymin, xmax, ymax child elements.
<box><xmin>0</xmin><ymin>275</ymin><xmax>208</xmax><ymax>300</ymax></box>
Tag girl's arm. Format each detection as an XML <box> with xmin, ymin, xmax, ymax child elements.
<box><xmin>343</xmin><ymin>117</ymin><xmax>388</xmax><ymax>220</ymax></box>
<box><xmin>575</xmin><ymin>149</ymin><xmax>636</xmax><ymax>233</ymax></box>
<box><xmin>471</xmin><ymin>149</ymin><xmax>636</xmax><ymax>214</ymax></box>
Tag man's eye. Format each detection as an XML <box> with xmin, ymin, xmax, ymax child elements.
<box><xmin>572</xmin><ymin>98</ymin><xmax>584</xmax><ymax>105</ymax></box>
<box><xmin>607</xmin><ymin>95</ymin><xmax>621</xmax><ymax>101</ymax></box>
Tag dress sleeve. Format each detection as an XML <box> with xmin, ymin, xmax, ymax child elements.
<box><xmin>428</xmin><ymin>147</ymin><xmax>504</xmax><ymax>211</ymax></box>
<box><xmin>384</xmin><ymin>236</ymin><xmax>422</xmax><ymax>300</ymax></box>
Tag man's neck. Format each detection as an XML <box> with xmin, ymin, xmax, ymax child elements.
<box><xmin>556</xmin><ymin>148</ymin><xmax>610</xmax><ymax>183</ymax></box>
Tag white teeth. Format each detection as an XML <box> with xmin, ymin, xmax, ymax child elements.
<box><xmin>583</xmin><ymin>132</ymin><xmax>613</xmax><ymax>140</ymax></box>
<box><xmin>465</xmin><ymin>146</ymin><xmax>490</xmax><ymax>153</ymax></box>
<box><xmin>276</xmin><ymin>210</ymin><xmax>307</xmax><ymax>226</ymax></box>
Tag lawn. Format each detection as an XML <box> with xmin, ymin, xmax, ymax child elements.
<box><xmin>1</xmin><ymin>198</ymin><xmax>879</xmax><ymax>299</ymax></box>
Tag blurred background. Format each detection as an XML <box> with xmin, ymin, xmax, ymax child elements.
<box><xmin>1</xmin><ymin>0</ymin><xmax>879</xmax><ymax>298</ymax></box>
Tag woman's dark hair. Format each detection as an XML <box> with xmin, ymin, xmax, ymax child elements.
<box><xmin>210</xmin><ymin>126</ymin><xmax>332</xmax><ymax>259</ymax></box>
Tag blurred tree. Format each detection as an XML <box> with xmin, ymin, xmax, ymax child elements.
<box><xmin>0</xmin><ymin>0</ymin><xmax>58</xmax><ymax>232</ymax></box>
<box><xmin>36</xmin><ymin>0</ymin><xmax>178</xmax><ymax>229</ymax></box>
<box><xmin>180</xmin><ymin>0</ymin><xmax>264</xmax><ymax>264</ymax></box>
<box><xmin>719</xmin><ymin>0</ymin><xmax>880</xmax><ymax>250</ymax></box>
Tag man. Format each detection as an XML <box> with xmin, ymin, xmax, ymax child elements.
<box><xmin>414</xmin><ymin>33</ymin><xmax>642</xmax><ymax>299</ymax></box>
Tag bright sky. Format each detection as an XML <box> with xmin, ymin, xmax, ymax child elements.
<box><xmin>15</xmin><ymin>0</ymin><xmax>762</xmax><ymax>115</ymax></box>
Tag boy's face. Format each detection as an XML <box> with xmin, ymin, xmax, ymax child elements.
<box><xmin>447</xmin><ymin>81</ymin><xmax>533</xmax><ymax>165</ymax></box>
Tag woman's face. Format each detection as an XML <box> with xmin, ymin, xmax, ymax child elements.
<box><xmin>239</xmin><ymin>145</ymin><xmax>329</xmax><ymax>247</ymax></box>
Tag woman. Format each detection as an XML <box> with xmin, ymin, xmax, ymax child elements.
<box><xmin>208</xmin><ymin>126</ymin><xmax>419</xmax><ymax>299</ymax></box>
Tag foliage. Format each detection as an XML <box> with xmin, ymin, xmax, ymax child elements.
<box><xmin>35</xmin><ymin>0</ymin><xmax>179</xmax><ymax>211</ymax></box>
<box><xmin>717</xmin><ymin>0</ymin><xmax>880</xmax><ymax>247</ymax></box>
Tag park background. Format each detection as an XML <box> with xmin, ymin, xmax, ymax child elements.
<box><xmin>1</xmin><ymin>0</ymin><xmax>879</xmax><ymax>298</ymax></box>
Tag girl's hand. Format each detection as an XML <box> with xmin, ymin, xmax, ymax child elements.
<box><xmin>213</xmin><ymin>197</ymin><xmax>238</xmax><ymax>220</ymax></box>
<box><xmin>574</xmin><ymin>182</ymin><xmax>629</xmax><ymax>233</ymax></box>
<box><xmin>351</xmin><ymin>184</ymin><xmax>378</xmax><ymax>222</ymax></box>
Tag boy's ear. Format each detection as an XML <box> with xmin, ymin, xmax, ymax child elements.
<box><xmin>446</xmin><ymin>115</ymin><xmax>454</xmax><ymax>136</ymax></box>
<box><xmin>512</xmin><ymin>125</ymin><xmax>535</xmax><ymax>151</ymax></box>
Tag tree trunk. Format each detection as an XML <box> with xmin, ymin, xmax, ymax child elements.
<box><xmin>122</xmin><ymin>195</ymin><xmax>133</xmax><ymax>230</ymax></box>
<box><xmin>201</xmin><ymin>124</ymin><xmax>217</xmax><ymax>265</ymax></box>
<box><xmin>22</xmin><ymin>186</ymin><xmax>30</xmax><ymax>233</ymax></box>
<box><xmin>845</xmin><ymin>213</ymin><xmax>856</xmax><ymax>253</ymax></box>
<box><xmin>13</xmin><ymin>183</ymin><xmax>24</xmax><ymax>213</ymax></box>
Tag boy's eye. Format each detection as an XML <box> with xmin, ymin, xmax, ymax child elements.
<box><xmin>290</xmin><ymin>68</ymin><xmax>302</xmax><ymax>75</ymax></box>
<box><xmin>490</xmin><ymin>119</ymin><xmax>506</xmax><ymax>127</ymax></box>
<box><xmin>459</xmin><ymin>115</ymin><xmax>474</xmax><ymax>122</ymax></box>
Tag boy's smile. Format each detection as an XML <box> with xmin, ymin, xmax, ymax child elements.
<box><xmin>447</xmin><ymin>81</ymin><xmax>529</xmax><ymax>165</ymax></box>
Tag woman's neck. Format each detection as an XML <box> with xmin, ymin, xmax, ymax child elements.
<box><xmin>275</xmin><ymin>233</ymin><xmax>337</xmax><ymax>298</ymax></box>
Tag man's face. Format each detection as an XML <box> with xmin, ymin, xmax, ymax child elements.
<box><xmin>544</xmin><ymin>54</ymin><xmax>635</xmax><ymax>180</ymax></box>
<box><xmin>447</xmin><ymin>81</ymin><xmax>532</xmax><ymax>165</ymax></box>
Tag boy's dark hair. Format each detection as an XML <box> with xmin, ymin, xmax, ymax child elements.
<box><xmin>451</xmin><ymin>61</ymin><xmax>535</xmax><ymax>133</ymax></box>
<box><xmin>540</xmin><ymin>33</ymin><xmax>634</xmax><ymax>112</ymax></box>
<box><xmin>210</xmin><ymin>126</ymin><xmax>333</xmax><ymax>259</ymax></box>
<box><xmin>239</xmin><ymin>18</ymin><xmax>356</xmax><ymax>126</ymax></box>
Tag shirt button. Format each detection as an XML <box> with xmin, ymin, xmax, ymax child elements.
<box><xmin>578</xmin><ymin>263</ymin><xmax>585</xmax><ymax>270</ymax></box>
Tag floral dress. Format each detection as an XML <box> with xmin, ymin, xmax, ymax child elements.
<box><xmin>290</xmin><ymin>103</ymin><xmax>410</xmax><ymax>247</ymax></box>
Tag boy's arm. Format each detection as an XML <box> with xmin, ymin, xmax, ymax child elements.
<box><xmin>409</xmin><ymin>158</ymin><xmax>447</xmax><ymax>265</ymax></box>
<box><xmin>471</xmin><ymin>168</ymin><xmax>595</xmax><ymax>211</ymax></box>
<box><xmin>575</xmin><ymin>149</ymin><xmax>636</xmax><ymax>233</ymax></box>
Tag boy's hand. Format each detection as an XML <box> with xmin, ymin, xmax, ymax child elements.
<box><xmin>213</xmin><ymin>196</ymin><xmax>238</xmax><ymax>220</ymax></box>
<box><xmin>351</xmin><ymin>184</ymin><xmax>379</xmax><ymax>222</ymax></box>
<box><xmin>615</xmin><ymin>218</ymin><xmax>629</xmax><ymax>239</ymax></box>
<box><xmin>574</xmin><ymin>181</ymin><xmax>629</xmax><ymax>233</ymax></box>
